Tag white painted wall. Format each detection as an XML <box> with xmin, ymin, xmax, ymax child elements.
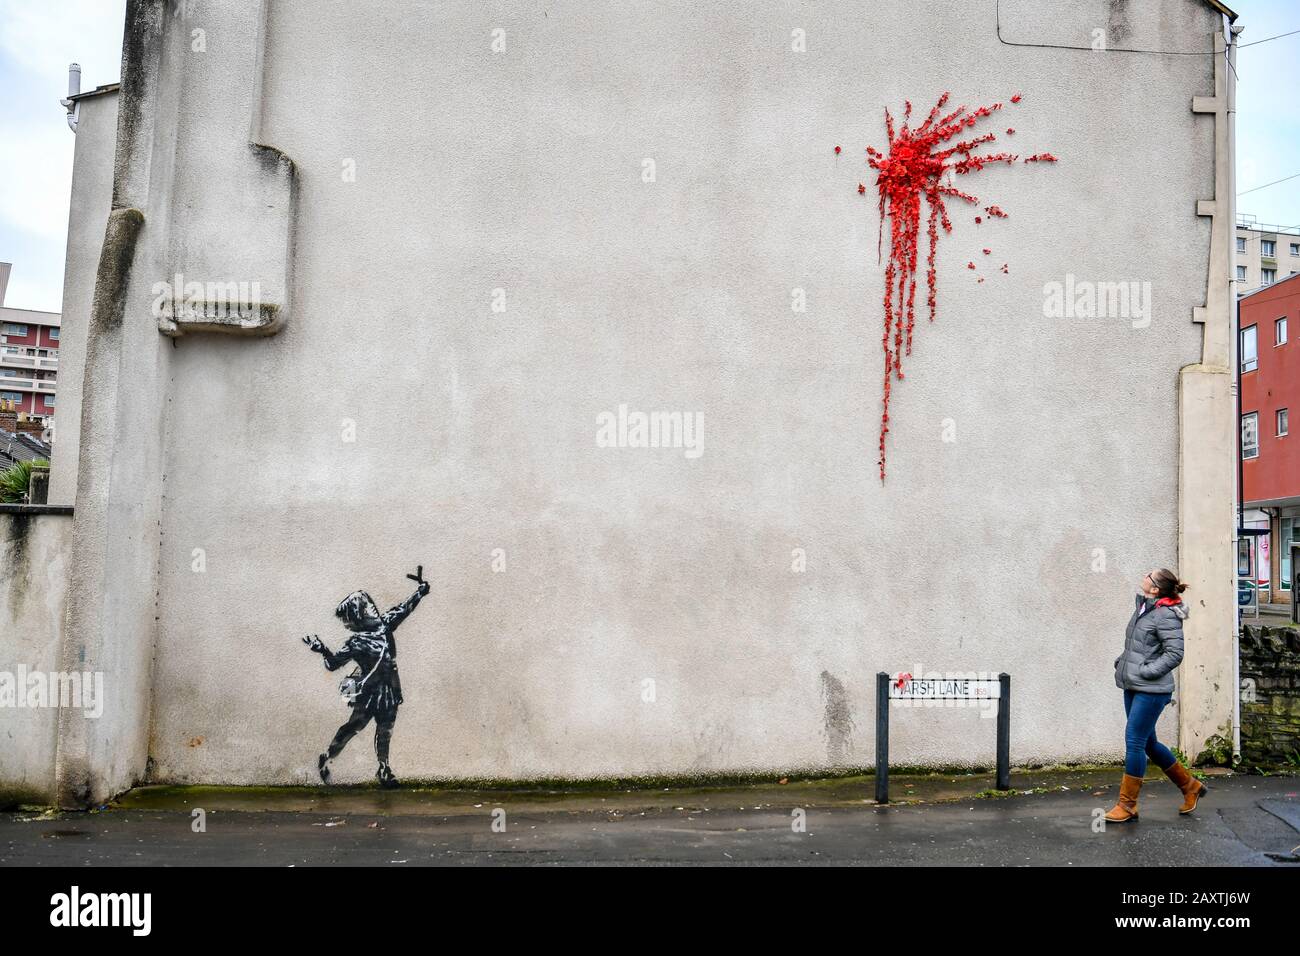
<box><xmin>0</xmin><ymin>514</ymin><xmax>73</xmax><ymax>803</ymax></box>
<box><xmin>49</xmin><ymin>92</ymin><xmax>118</xmax><ymax>507</ymax></box>
<box><xmin>40</xmin><ymin>0</ymin><xmax>1237</xmax><ymax>795</ymax></box>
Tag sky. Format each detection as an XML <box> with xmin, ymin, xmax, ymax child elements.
<box><xmin>0</xmin><ymin>0</ymin><xmax>1298</xmax><ymax>313</ymax></box>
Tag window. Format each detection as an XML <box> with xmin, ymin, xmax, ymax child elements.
<box><xmin>49</xmin><ymin>329</ymin><xmax>59</xmax><ymax>341</ymax></box>
<box><xmin>1242</xmin><ymin>412</ymin><xmax>1259</xmax><ymax>459</ymax></box>
<box><xmin>0</xmin><ymin>370</ymin><xmax>16</xmax><ymax>377</ymax></box>
<box><xmin>1241</xmin><ymin>324</ymin><xmax>1258</xmax><ymax>371</ymax></box>
<box><xmin>2</xmin><ymin>323</ymin><xmax>28</xmax><ymax>336</ymax></box>
<box><xmin>0</xmin><ymin>391</ymin><xmax>22</xmax><ymax>403</ymax></box>
<box><xmin>1279</xmin><ymin>408</ymin><xmax>1289</xmax><ymax>437</ymax></box>
<box><xmin>1262</xmin><ymin>269</ymin><xmax>1277</xmax><ymax>285</ymax></box>
<box><xmin>1262</xmin><ymin>239</ymin><xmax>1277</xmax><ymax>257</ymax></box>
<box><xmin>1292</xmin><ymin>243</ymin><xmax>1300</xmax><ymax>256</ymax></box>
<box><xmin>1278</xmin><ymin>317</ymin><xmax>1289</xmax><ymax>346</ymax></box>
<box><xmin>1237</xmin><ymin>236</ymin><xmax>1247</xmax><ymax>253</ymax></box>
<box><xmin>42</xmin><ymin>395</ymin><xmax>55</xmax><ymax>408</ymax></box>
<box><xmin>1236</xmin><ymin>265</ymin><xmax>1248</xmax><ymax>280</ymax></box>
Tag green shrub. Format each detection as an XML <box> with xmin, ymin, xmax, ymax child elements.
<box><xmin>0</xmin><ymin>458</ymin><xmax>49</xmax><ymax>503</ymax></box>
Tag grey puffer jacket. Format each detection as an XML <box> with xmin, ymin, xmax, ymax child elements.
<box><xmin>1114</xmin><ymin>593</ymin><xmax>1188</xmax><ymax>693</ymax></box>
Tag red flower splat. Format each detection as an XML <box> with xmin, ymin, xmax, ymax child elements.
<box><xmin>858</xmin><ymin>183</ymin><xmax>866</xmax><ymax>195</ymax></box>
<box><xmin>967</xmin><ymin>262</ymin><xmax>976</xmax><ymax>270</ymax></box>
<box><xmin>1006</xmin><ymin>128</ymin><xmax>1016</xmax><ymax>135</ymax></box>
<box><xmin>1000</xmin><ymin>263</ymin><xmax>1009</xmax><ymax>274</ymax></box>
<box><xmin>982</xmin><ymin>248</ymin><xmax>991</xmax><ymax>255</ymax></box>
<box><xmin>834</xmin><ymin>145</ymin><xmax>842</xmax><ymax>155</ymax></box>
<box><xmin>1023</xmin><ymin>153</ymin><xmax>1058</xmax><ymax>163</ymax></box>
<box><xmin>850</xmin><ymin>91</ymin><xmax>1055</xmax><ymax>480</ymax></box>
<box><xmin>975</xmin><ymin>216</ymin><xmax>983</xmax><ymax>224</ymax></box>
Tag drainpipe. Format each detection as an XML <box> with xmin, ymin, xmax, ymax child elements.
<box><xmin>1227</xmin><ymin>18</ymin><xmax>1242</xmax><ymax>765</ymax></box>
<box><xmin>61</xmin><ymin>62</ymin><xmax>81</xmax><ymax>133</ymax></box>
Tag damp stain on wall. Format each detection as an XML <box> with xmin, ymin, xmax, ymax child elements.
<box><xmin>820</xmin><ymin>670</ymin><xmax>856</xmax><ymax>765</ymax></box>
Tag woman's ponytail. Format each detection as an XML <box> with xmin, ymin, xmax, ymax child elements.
<box><xmin>1151</xmin><ymin>568</ymin><xmax>1187</xmax><ymax>598</ymax></box>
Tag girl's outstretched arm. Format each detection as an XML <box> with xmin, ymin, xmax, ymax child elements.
<box><xmin>302</xmin><ymin>634</ymin><xmax>353</xmax><ymax>671</ymax></box>
<box><xmin>382</xmin><ymin>580</ymin><xmax>431</xmax><ymax>631</ymax></box>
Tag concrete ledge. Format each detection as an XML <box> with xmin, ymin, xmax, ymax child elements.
<box><xmin>0</xmin><ymin>505</ymin><xmax>73</xmax><ymax>516</ymax></box>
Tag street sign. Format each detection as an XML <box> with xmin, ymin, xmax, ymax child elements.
<box><xmin>889</xmin><ymin>676</ymin><xmax>1001</xmax><ymax>700</ymax></box>
<box><xmin>875</xmin><ymin>671</ymin><xmax>1011</xmax><ymax>805</ymax></box>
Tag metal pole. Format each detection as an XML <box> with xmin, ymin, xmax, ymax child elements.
<box><xmin>996</xmin><ymin>672</ymin><xmax>1011</xmax><ymax>791</ymax></box>
<box><xmin>1293</xmin><ymin>544</ymin><xmax>1299</xmax><ymax>626</ymax></box>
<box><xmin>875</xmin><ymin>671</ymin><xmax>889</xmax><ymax>804</ymax></box>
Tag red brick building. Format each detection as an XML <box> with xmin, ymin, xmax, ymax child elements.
<box><xmin>0</xmin><ymin>262</ymin><xmax>59</xmax><ymax>426</ymax></box>
<box><xmin>1240</xmin><ymin>270</ymin><xmax>1300</xmax><ymax>607</ymax></box>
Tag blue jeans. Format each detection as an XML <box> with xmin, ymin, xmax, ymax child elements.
<box><xmin>1123</xmin><ymin>689</ymin><xmax>1175</xmax><ymax>777</ymax></box>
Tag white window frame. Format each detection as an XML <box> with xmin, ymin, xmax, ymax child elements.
<box><xmin>2</xmin><ymin>323</ymin><xmax>28</xmax><ymax>336</ymax></box>
<box><xmin>1261</xmin><ymin>239</ymin><xmax>1277</xmax><ymax>257</ymax></box>
<box><xmin>1278</xmin><ymin>317</ymin><xmax>1289</xmax><ymax>347</ymax></box>
<box><xmin>1241</xmin><ymin>324</ymin><xmax>1258</xmax><ymax>372</ymax></box>
<box><xmin>1279</xmin><ymin>408</ymin><xmax>1289</xmax><ymax>437</ymax></box>
<box><xmin>1236</xmin><ymin>236</ymin><xmax>1247</xmax><ymax>253</ymax></box>
<box><xmin>1262</xmin><ymin>268</ymin><xmax>1277</xmax><ymax>285</ymax></box>
<box><xmin>1236</xmin><ymin>265</ymin><xmax>1248</xmax><ymax>280</ymax></box>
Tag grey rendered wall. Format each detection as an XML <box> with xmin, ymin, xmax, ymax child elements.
<box><xmin>93</xmin><ymin>0</ymin><xmax>1224</xmax><ymax>786</ymax></box>
<box><xmin>0</xmin><ymin>514</ymin><xmax>73</xmax><ymax>804</ymax></box>
<box><xmin>49</xmin><ymin>93</ymin><xmax>119</xmax><ymax>507</ymax></box>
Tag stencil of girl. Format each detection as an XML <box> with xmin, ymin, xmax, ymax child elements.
<box><xmin>302</xmin><ymin>566</ymin><xmax>430</xmax><ymax>788</ymax></box>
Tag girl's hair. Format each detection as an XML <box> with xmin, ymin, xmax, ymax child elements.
<box><xmin>335</xmin><ymin>590</ymin><xmax>381</xmax><ymax>629</ymax></box>
<box><xmin>1150</xmin><ymin>568</ymin><xmax>1188</xmax><ymax>599</ymax></box>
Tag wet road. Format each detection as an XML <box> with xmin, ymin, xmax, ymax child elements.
<box><xmin>3</xmin><ymin>773</ymin><xmax>1298</xmax><ymax>866</ymax></box>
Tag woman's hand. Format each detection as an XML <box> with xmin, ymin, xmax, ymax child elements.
<box><xmin>417</xmin><ymin>580</ymin><xmax>430</xmax><ymax>597</ymax></box>
<box><xmin>303</xmin><ymin>634</ymin><xmax>325</xmax><ymax>653</ymax></box>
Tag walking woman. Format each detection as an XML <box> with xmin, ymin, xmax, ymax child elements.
<box><xmin>1105</xmin><ymin>568</ymin><xmax>1207</xmax><ymax>822</ymax></box>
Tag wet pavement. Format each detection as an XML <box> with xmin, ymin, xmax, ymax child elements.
<box><xmin>3</xmin><ymin>767</ymin><xmax>1298</xmax><ymax>866</ymax></box>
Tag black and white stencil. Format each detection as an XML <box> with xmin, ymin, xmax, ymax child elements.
<box><xmin>302</xmin><ymin>566</ymin><xmax>430</xmax><ymax>788</ymax></box>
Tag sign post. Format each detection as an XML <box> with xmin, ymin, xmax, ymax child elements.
<box><xmin>875</xmin><ymin>672</ymin><xmax>890</xmax><ymax>805</ymax></box>
<box><xmin>875</xmin><ymin>671</ymin><xmax>1011</xmax><ymax>804</ymax></box>
<box><xmin>1293</xmin><ymin>544</ymin><xmax>1300</xmax><ymax>626</ymax></box>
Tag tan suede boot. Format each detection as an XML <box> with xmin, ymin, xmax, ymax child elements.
<box><xmin>1104</xmin><ymin>773</ymin><xmax>1143</xmax><ymax>823</ymax></box>
<box><xmin>1161</xmin><ymin>760</ymin><xmax>1208</xmax><ymax>814</ymax></box>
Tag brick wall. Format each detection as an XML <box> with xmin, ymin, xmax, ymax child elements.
<box><xmin>1240</xmin><ymin>624</ymin><xmax>1300</xmax><ymax>767</ymax></box>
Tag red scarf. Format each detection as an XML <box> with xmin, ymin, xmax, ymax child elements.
<box><xmin>1155</xmin><ymin>596</ymin><xmax>1182</xmax><ymax>608</ymax></box>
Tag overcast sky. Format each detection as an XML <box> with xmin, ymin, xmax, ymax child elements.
<box><xmin>1</xmin><ymin>0</ymin><xmax>1297</xmax><ymax>313</ymax></box>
